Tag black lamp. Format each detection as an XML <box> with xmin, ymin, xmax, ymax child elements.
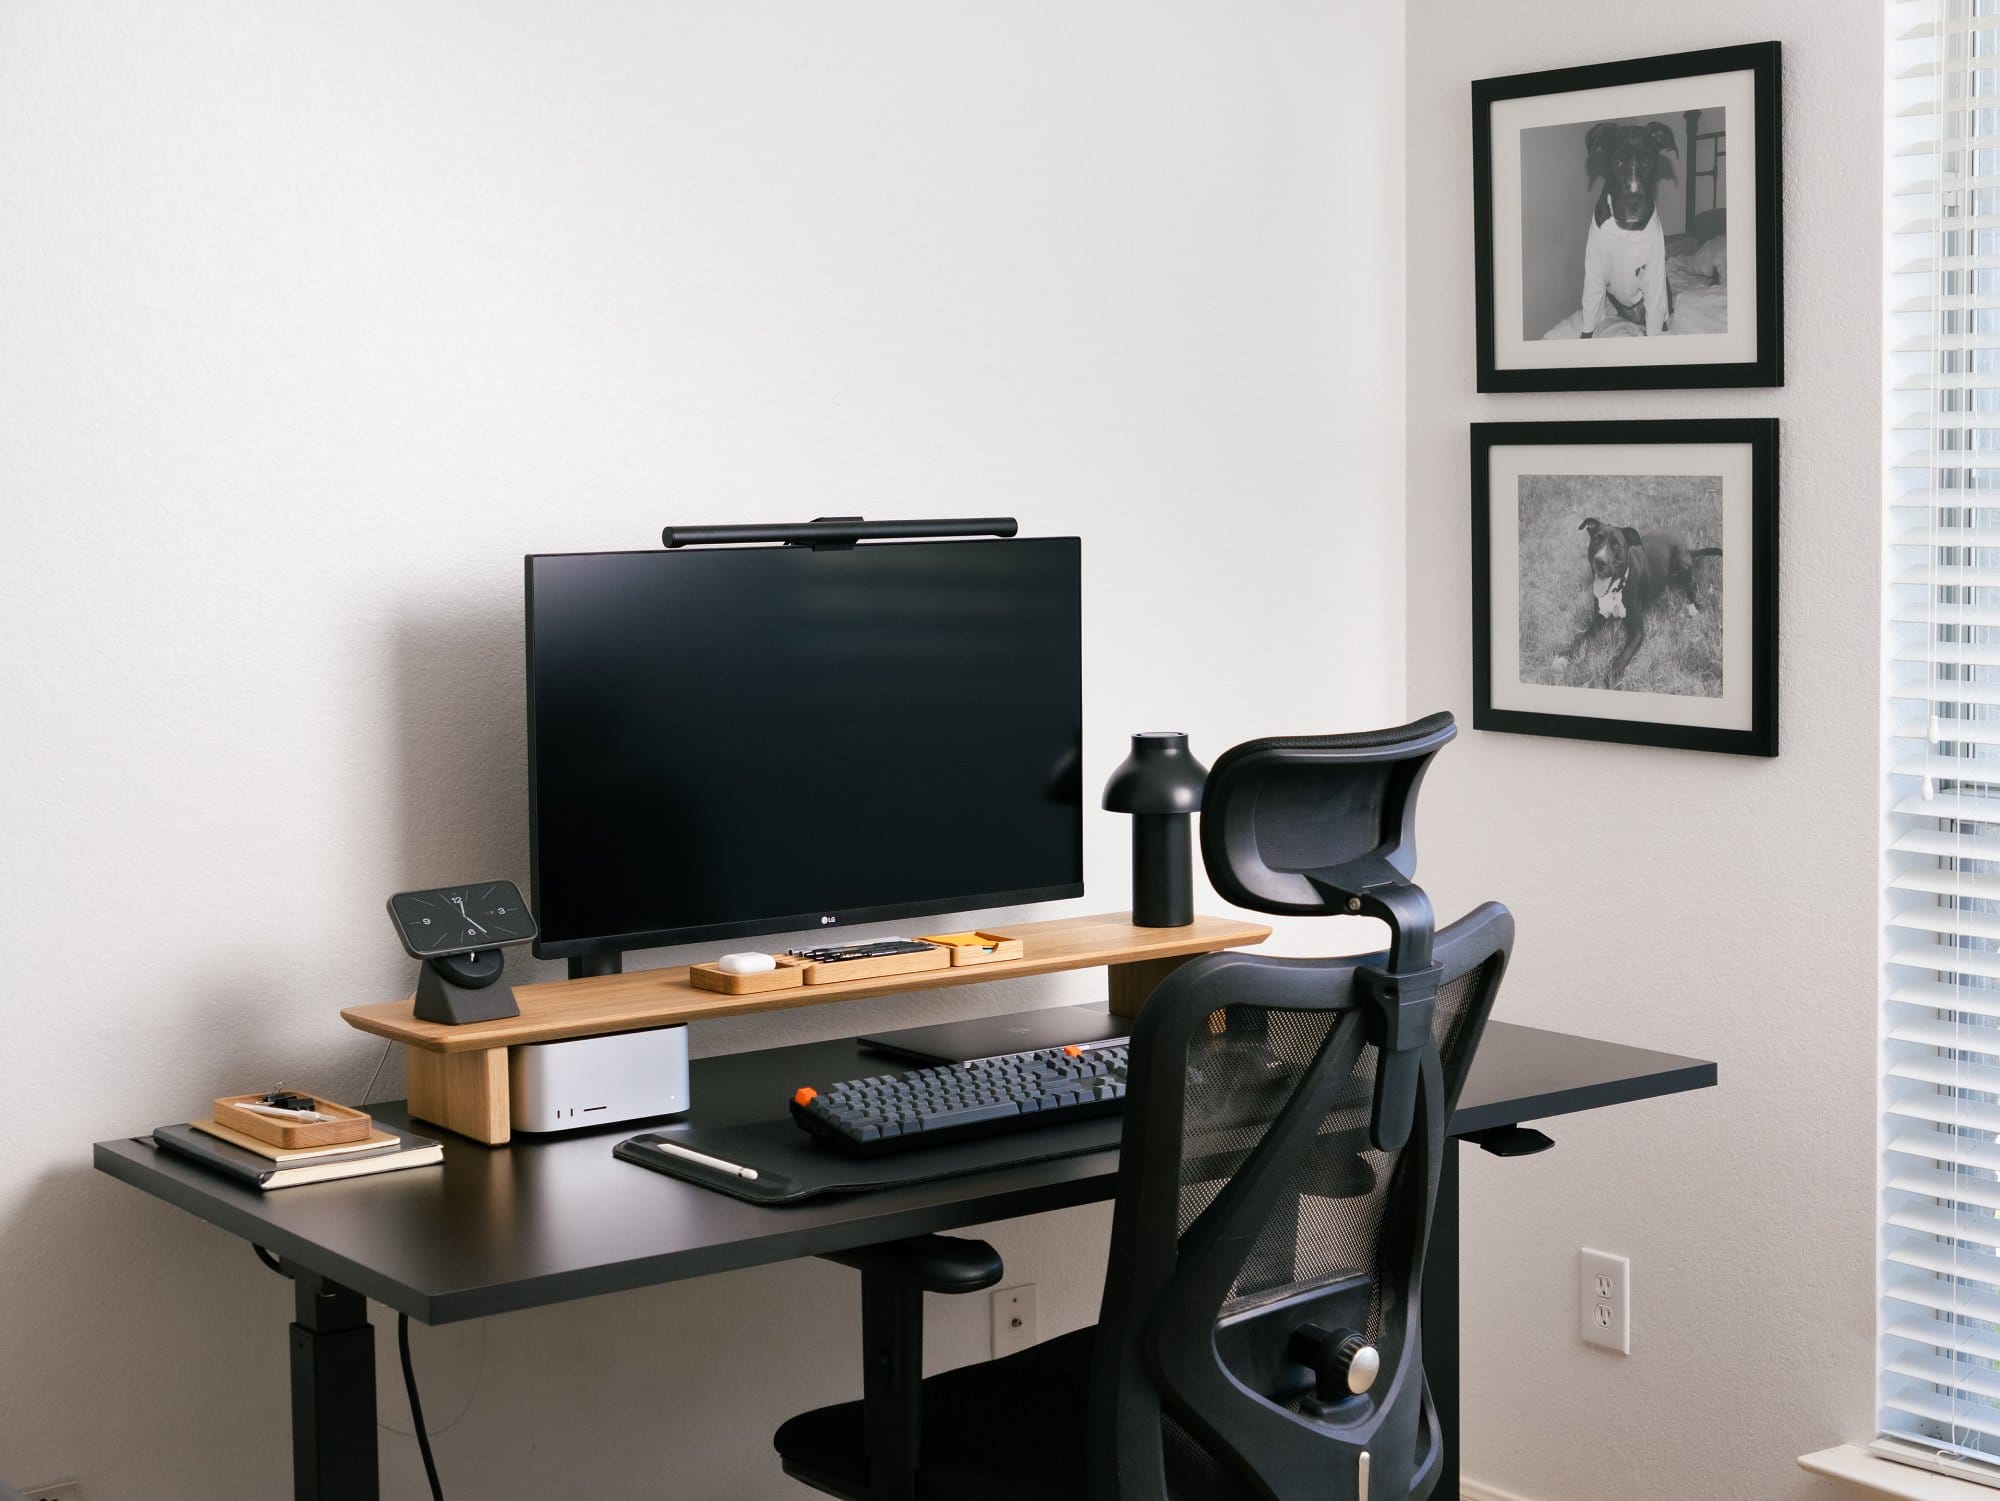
<box><xmin>1102</xmin><ymin>732</ymin><xmax>1209</xmax><ymax>927</ymax></box>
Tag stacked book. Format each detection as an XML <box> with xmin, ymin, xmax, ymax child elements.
<box><xmin>151</xmin><ymin>1116</ymin><xmax>442</xmax><ymax>1191</ymax></box>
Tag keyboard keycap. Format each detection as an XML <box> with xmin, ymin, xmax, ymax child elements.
<box><xmin>919</xmin><ymin>1101</ymin><xmax>1020</xmax><ymax>1129</ymax></box>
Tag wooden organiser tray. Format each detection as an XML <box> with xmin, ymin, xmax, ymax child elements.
<box><xmin>688</xmin><ymin>953</ymin><xmax>808</xmax><ymax>996</ymax></box>
<box><xmin>689</xmin><ymin>944</ymin><xmax>957</xmax><ymax>995</ymax></box>
<box><xmin>920</xmin><ymin>930</ymin><xmax>1026</xmax><ymax>966</ymax></box>
<box><xmin>214</xmin><ymin>1093</ymin><xmax>372</xmax><ymax>1150</ymax></box>
<box><xmin>342</xmin><ymin>912</ymin><xmax>1270</xmax><ymax>1145</ymax></box>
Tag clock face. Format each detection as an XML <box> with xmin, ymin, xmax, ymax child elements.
<box><xmin>388</xmin><ymin>881</ymin><xmax>538</xmax><ymax>959</ymax></box>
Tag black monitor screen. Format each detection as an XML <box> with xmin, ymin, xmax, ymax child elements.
<box><xmin>525</xmin><ymin>537</ymin><xmax>1083</xmax><ymax>958</ymax></box>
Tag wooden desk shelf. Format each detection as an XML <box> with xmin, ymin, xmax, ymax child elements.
<box><xmin>342</xmin><ymin>911</ymin><xmax>1269</xmax><ymax>1145</ymax></box>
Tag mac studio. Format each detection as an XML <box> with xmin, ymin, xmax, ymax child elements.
<box><xmin>4</xmin><ymin>6</ymin><xmax>1901</xmax><ymax>1501</ymax></box>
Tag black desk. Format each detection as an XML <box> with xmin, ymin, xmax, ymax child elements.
<box><xmin>95</xmin><ymin>1020</ymin><xmax>1714</xmax><ymax>1499</ymax></box>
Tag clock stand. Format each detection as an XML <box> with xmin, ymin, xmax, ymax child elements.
<box><xmin>412</xmin><ymin>951</ymin><xmax>522</xmax><ymax>1026</ymax></box>
<box><xmin>388</xmin><ymin>881</ymin><xmax>536</xmax><ymax>1026</ymax></box>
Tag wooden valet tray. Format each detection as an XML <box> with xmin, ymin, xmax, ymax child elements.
<box><xmin>800</xmin><ymin>946</ymin><xmax>952</xmax><ymax>985</ymax></box>
<box><xmin>213</xmin><ymin>1093</ymin><xmax>373</xmax><ymax>1149</ymax></box>
<box><xmin>918</xmin><ymin>930</ymin><xmax>1027</xmax><ymax>966</ymax></box>
<box><xmin>688</xmin><ymin>954</ymin><xmax>809</xmax><ymax>996</ymax></box>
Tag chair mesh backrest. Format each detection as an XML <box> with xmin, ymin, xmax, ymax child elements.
<box><xmin>1181</xmin><ymin>964</ymin><xmax>1490</xmax><ymax>1333</ymax></box>
<box><xmin>1086</xmin><ymin>907</ymin><xmax>1511</xmax><ymax>1501</ymax></box>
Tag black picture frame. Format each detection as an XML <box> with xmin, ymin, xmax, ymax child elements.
<box><xmin>1471</xmin><ymin>419</ymin><xmax>1779</xmax><ymax>757</ymax></box>
<box><xmin>1472</xmin><ymin>42</ymin><xmax>1782</xmax><ymax>392</ymax></box>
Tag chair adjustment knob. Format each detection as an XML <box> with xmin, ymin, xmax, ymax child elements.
<box><xmin>1335</xmin><ymin>1331</ymin><xmax>1380</xmax><ymax>1395</ymax></box>
<box><xmin>1290</xmin><ymin>1323</ymin><xmax>1380</xmax><ymax>1398</ymax></box>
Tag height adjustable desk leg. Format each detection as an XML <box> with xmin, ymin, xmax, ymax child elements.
<box><xmin>287</xmin><ymin>1267</ymin><xmax>380</xmax><ymax>1501</ymax></box>
<box><xmin>1422</xmin><ymin>1138</ymin><xmax>1461</xmax><ymax>1501</ymax></box>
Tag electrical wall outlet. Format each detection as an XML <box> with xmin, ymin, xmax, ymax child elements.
<box><xmin>22</xmin><ymin>1483</ymin><xmax>82</xmax><ymax>1501</ymax></box>
<box><xmin>991</xmin><ymin>1283</ymin><xmax>1038</xmax><ymax>1358</ymax></box>
<box><xmin>1580</xmin><ymin>1248</ymin><xmax>1630</xmax><ymax>1355</ymax></box>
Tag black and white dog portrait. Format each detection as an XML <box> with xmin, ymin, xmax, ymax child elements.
<box><xmin>1473</xmin><ymin>44</ymin><xmax>1781</xmax><ymax>391</ymax></box>
<box><xmin>1580</xmin><ymin>122</ymin><xmax>1682</xmax><ymax>336</ymax></box>
<box><xmin>1472</xmin><ymin>419</ymin><xmax>1778</xmax><ymax>757</ymax></box>
<box><xmin>1523</xmin><ymin>479</ymin><xmax>1723</xmax><ymax>694</ymax></box>
<box><xmin>1515</xmin><ymin>112</ymin><xmax>1723</xmax><ymax>344</ymax></box>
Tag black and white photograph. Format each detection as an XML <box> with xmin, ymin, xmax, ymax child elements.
<box><xmin>1473</xmin><ymin>43</ymin><xmax>1781</xmax><ymax>391</ymax></box>
<box><xmin>1517</xmin><ymin>110</ymin><xmax>1729</xmax><ymax>344</ymax></box>
<box><xmin>1516</xmin><ymin>472</ymin><xmax>1724</xmax><ymax>696</ymax></box>
<box><xmin>1472</xmin><ymin>419</ymin><xmax>1778</xmax><ymax>755</ymax></box>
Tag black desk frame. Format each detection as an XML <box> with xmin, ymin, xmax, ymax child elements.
<box><xmin>287</xmin><ymin>1262</ymin><xmax>378</xmax><ymax>1498</ymax></box>
<box><xmin>96</xmin><ymin>1022</ymin><xmax>1713</xmax><ymax>1499</ymax></box>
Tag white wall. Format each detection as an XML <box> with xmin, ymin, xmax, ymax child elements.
<box><xmin>1406</xmin><ymin>10</ymin><xmax>1879</xmax><ymax>1501</ymax></box>
<box><xmin>0</xmin><ymin>4</ymin><xmax>1406</xmax><ymax>1496</ymax></box>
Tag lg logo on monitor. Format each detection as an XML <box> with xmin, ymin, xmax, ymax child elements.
<box><xmin>820</xmin><ymin>915</ymin><xmax>837</xmax><ymax>925</ymax></box>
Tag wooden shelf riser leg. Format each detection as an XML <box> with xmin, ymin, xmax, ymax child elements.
<box><xmin>1106</xmin><ymin>955</ymin><xmax>1197</xmax><ymax>1019</ymax></box>
<box><xmin>407</xmin><ymin>1048</ymin><xmax>511</xmax><ymax>1145</ymax></box>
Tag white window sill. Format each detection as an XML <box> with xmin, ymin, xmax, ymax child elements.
<box><xmin>1802</xmin><ymin>1446</ymin><xmax>2000</xmax><ymax>1498</ymax></box>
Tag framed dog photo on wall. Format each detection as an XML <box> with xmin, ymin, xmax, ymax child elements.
<box><xmin>1471</xmin><ymin>419</ymin><xmax>1778</xmax><ymax>757</ymax></box>
<box><xmin>1472</xmin><ymin>42</ymin><xmax>1782</xmax><ymax>392</ymax></box>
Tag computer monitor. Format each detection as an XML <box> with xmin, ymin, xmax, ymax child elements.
<box><xmin>525</xmin><ymin>536</ymin><xmax>1083</xmax><ymax>962</ymax></box>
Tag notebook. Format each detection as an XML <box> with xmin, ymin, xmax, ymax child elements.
<box><xmin>189</xmin><ymin>1116</ymin><xmax>404</xmax><ymax>1163</ymax></box>
<box><xmin>152</xmin><ymin>1120</ymin><xmax>441</xmax><ymax>1190</ymax></box>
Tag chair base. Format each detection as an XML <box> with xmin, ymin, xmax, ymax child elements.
<box><xmin>774</xmin><ymin>1327</ymin><xmax>1094</xmax><ymax>1501</ymax></box>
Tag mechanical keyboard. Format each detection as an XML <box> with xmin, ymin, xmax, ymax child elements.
<box><xmin>789</xmin><ymin>1043</ymin><xmax>1129</xmax><ymax>1155</ymax></box>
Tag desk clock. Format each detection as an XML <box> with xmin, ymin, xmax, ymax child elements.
<box><xmin>387</xmin><ymin>881</ymin><xmax>537</xmax><ymax>1026</ymax></box>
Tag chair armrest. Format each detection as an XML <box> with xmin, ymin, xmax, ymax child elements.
<box><xmin>820</xmin><ymin>1237</ymin><xmax>1000</xmax><ymax>1498</ymax></box>
<box><xmin>821</xmin><ymin>1233</ymin><xmax>1004</xmax><ymax>1294</ymax></box>
<box><xmin>1463</xmin><ymin>1124</ymin><xmax>1555</xmax><ymax>1158</ymax></box>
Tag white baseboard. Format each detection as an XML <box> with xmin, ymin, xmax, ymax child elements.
<box><xmin>1462</xmin><ymin>1480</ymin><xmax>1540</xmax><ymax>1501</ymax></box>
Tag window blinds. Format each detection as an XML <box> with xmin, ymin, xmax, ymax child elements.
<box><xmin>1884</xmin><ymin>0</ymin><xmax>2000</xmax><ymax>1481</ymax></box>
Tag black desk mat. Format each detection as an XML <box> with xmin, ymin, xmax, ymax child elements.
<box><xmin>615</xmin><ymin>1113</ymin><xmax>1123</xmax><ymax>1204</ymax></box>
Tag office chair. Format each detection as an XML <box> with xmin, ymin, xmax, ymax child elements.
<box><xmin>775</xmin><ymin>711</ymin><xmax>1512</xmax><ymax>1500</ymax></box>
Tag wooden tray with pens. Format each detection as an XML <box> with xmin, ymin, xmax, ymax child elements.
<box><xmin>688</xmin><ymin>931</ymin><xmax>1025</xmax><ymax>995</ymax></box>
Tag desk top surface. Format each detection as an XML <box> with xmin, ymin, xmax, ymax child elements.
<box><xmin>94</xmin><ymin>1019</ymin><xmax>1714</xmax><ymax>1325</ymax></box>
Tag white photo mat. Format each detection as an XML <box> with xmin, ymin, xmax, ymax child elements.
<box><xmin>1488</xmin><ymin>68</ymin><xmax>1759</xmax><ymax>372</ymax></box>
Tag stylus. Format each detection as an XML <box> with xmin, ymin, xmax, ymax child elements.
<box><xmin>647</xmin><ymin>1139</ymin><xmax>759</xmax><ymax>1181</ymax></box>
<box><xmin>235</xmin><ymin>1102</ymin><xmax>335</xmax><ymax>1123</ymax></box>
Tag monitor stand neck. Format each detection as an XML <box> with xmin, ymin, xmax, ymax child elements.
<box><xmin>568</xmin><ymin>952</ymin><xmax>624</xmax><ymax>981</ymax></box>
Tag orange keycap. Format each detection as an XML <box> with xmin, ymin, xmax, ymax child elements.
<box><xmin>1063</xmin><ymin>1045</ymin><xmax>1084</xmax><ymax>1057</ymax></box>
<box><xmin>793</xmin><ymin>1087</ymin><xmax>818</xmax><ymax>1107</ymax></box>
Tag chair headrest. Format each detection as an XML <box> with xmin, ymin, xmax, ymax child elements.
<box><xmin>1199</xmin><ymin>712</ymin><xmax>1456</xmax><ymax>917</ymax></box>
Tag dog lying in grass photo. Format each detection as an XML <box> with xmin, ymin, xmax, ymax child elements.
<box><xmin>1553</xmin><ymin>518</ymin><xmax>1721</xmax><ymax>687</ymax></box>
<box><xmin>1516</xmin><ymin>473</ymin><xmax>1725</xmax><ymax>696</ymax></box>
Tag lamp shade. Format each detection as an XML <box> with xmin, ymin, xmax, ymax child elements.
<box><xmin>1102</xmin><ymin>732</ymin><xmax>1208</xmax><ymax>814</ymax></box>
